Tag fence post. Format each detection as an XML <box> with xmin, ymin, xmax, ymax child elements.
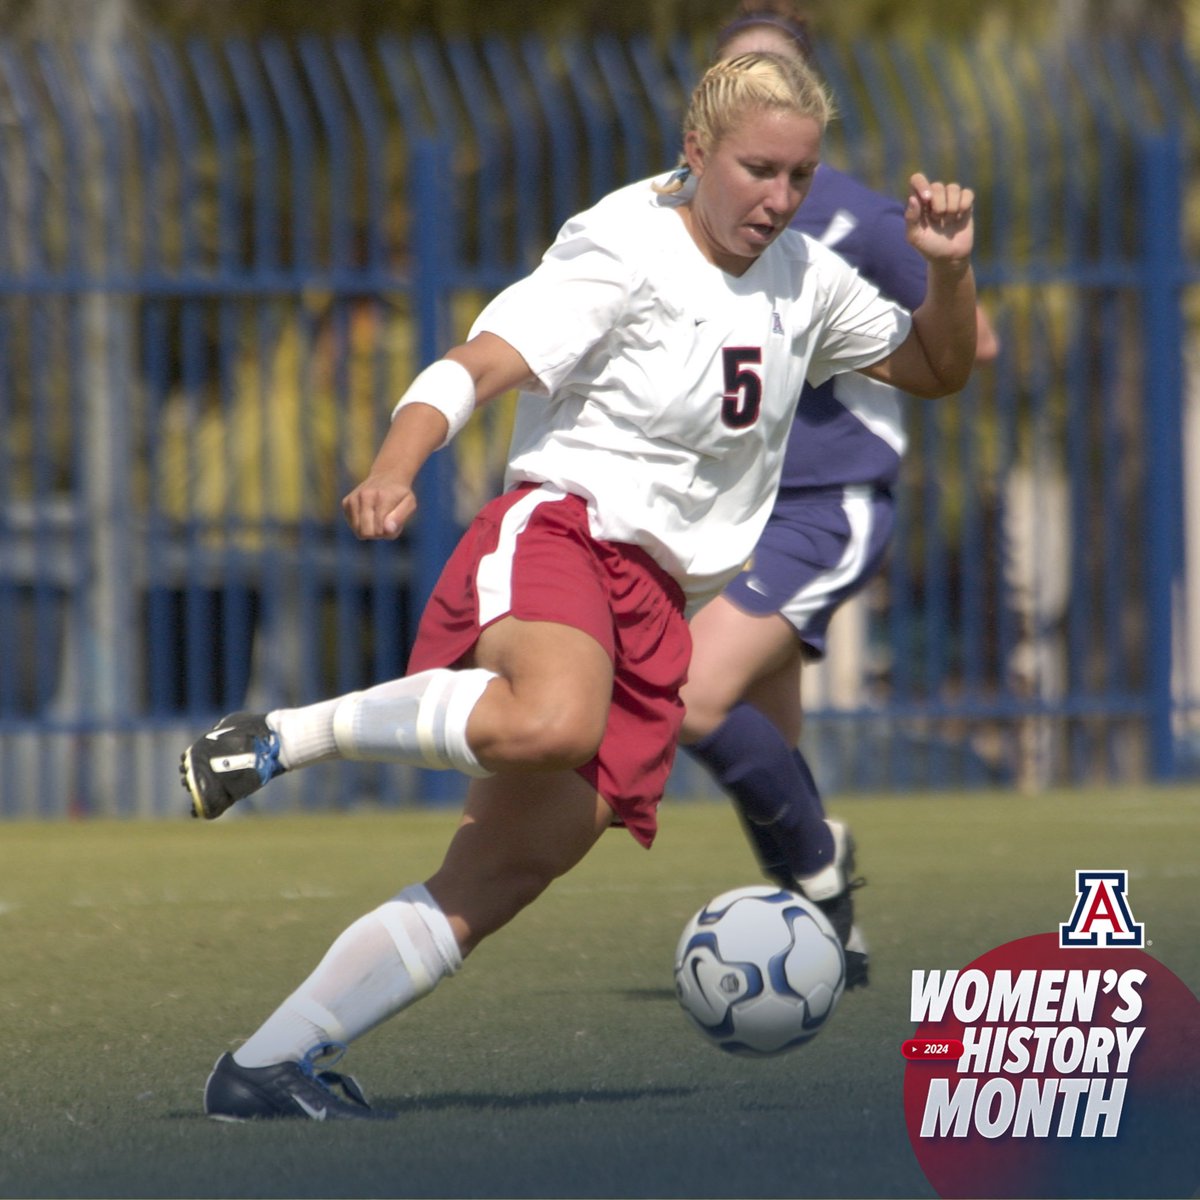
<box><xmin>410</xmin><ymin>136</ymin><xmax>458</xmax><ymax>611</ymax></box>
<box><xmin>1140</xmin><ymin>131</ymin><xmax>1184</xmax><ymax>781</ymax></box>
<box><xmin>410</xmin><ymin>134</ymin><xmax>468</xmax><ymax>805</ymax></box>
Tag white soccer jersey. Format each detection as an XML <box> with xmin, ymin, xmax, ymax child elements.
<box><xmin>470</xmin><ymin>172</ymin><xmax>912</xmax><ymax>608</ymax></box>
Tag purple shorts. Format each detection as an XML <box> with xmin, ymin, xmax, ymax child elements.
<box><xmin>723</xmin><ymin>484</ymin><xmax>895</xmax><ymax>659</ymax></box>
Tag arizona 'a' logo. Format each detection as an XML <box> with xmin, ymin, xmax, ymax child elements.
<box><xmin>1059</xmin><ymin>869</ymin><xmax>1144</xmax><ymax>948</ymax></box>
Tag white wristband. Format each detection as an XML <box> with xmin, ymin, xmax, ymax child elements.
<box><xmin>391</xmin><ymin>358</ymin><xmax>477</xmax><ymax>448</ymax></box>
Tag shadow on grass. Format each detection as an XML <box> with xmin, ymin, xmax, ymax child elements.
<box><xmin>163</xmin><ymin>1084</ymin><xmax>697</xmax><ymax>1121</ymax></box>
<box><xmin>617</xmin><ymin>987</ymin><xmax>678</xmax><ymax>1001</ymax></box>
<box><xmin>378</xmin><ymin>1084</ymin><xmax>696</xmax><ymax>1112</ymax></box>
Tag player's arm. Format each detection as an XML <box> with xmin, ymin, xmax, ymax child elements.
<box><xmin>342</xmin><ymin>332</ymin><xmax>534</xmax><ymax>540</ymax></box>
<box><xmin>974</xmin><ymin>304</ymin><xmax>1000</xmax><ymax>364</ymax></box>
<box><xmin>860</xmin><ymin>174</ymin><xmax>977</xmax><ymax>398</ymax></box>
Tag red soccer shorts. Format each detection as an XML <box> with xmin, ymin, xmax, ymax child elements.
<box><xmin>407</xmin><ymin>483</ymin><xmax>690</xmax><ymax>846</ymax></box>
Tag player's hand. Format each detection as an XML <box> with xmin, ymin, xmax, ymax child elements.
<box><xmin>341</xmin><ymin>473</ymin><xmax>417</xmax><ymax>540</ymax></box>
<box><xmin>905</xmin><ymin>173</ymin><xmax>974</xmax><ymax>264</ymax></box>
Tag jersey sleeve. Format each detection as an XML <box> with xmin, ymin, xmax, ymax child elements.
<box><xmin>804</xmin><ymin>247</ymin><xmax>912</xmax><ymax>387</ymax></box>
<box><xmin>469</xmin><ymin>215</ymin><xmax>635</xmax><ymax>397</ymax></box>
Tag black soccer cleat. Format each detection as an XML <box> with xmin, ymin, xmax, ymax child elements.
<box><xmin>180</xmin><ymin>711</ymin><xmax>285</xmax><ymax>820</ymax></box>
<box><xmin>838</xmin><ymin>923</ymin><xmax>870</xmax><ymax>990</ymax></box>
<box><xmin>203</xmin><ymin>1045</ymin><xmax>391</xmax><ymax>1122</ymax></box>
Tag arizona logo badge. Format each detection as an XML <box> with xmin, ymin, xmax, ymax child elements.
<box><xmin>1059</xmin><ymin>869</ymin><xmax>1144</xmax><ymax>948</ymax></box>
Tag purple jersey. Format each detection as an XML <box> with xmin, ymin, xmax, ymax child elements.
<box><xmin>783</xmin><ymin>164</ymin><xmax>927</xmax><ymax>489</ymax></box>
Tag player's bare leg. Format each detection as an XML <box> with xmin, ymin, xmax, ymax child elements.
<box><xmin>681</xmin><ymin>597</ymin><xmax>799</xmax><ymax>743</ymax></box>
<box><xmin>428</xmin><ymin>768</ymin><xmax>616</xmax><ymax>954</ymax></box>
<box><xmin>202</xmin><ymin>766</ymin><xmax>613</xmax><ymax>1120</ymax></box>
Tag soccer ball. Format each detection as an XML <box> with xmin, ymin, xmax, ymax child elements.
<box><xmin>674</xmin><ymin>885</ymin><xmax>846</xmax><ymax>1056</ymax></box>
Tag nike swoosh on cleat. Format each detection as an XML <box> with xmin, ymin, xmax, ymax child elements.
<box><xmin>206</xmin><ymin>726</ymin><xmax>236</xmax><ymax>740</ymax></box>
<box><xmin>293</xmin><ymin>1095</ymin><xmax>327</xmax><ymax>1121</ymax></box>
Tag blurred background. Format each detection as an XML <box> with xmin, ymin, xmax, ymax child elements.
<box><xmin>0</xmin><ymin>0</ymin><xmax>1197</xmax><ymax>817</ymax></box>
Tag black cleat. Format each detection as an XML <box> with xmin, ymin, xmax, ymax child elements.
<box><xmin>838</xmin><ymin>924</ymin><xmax>870</xmax><ymax>990</ymax></box>
<box><xmin>180</xmin><ymin>712</ymin><xmax>285</xmax><ymax>820</ymax></box>
<box><xmin>204</xmin><ymin>1046</ymin><xmax>391</xmax><ymax>1122</ymax></box>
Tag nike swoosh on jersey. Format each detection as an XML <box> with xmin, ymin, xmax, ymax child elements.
<box><xmin>205</xmin><ymin>725</ymin><xmax>236</xmax><ymax>740</ymax></box>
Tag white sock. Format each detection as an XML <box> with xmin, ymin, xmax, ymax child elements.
<box><xmin>233</xmin><ymin>884</ymin><xmax>462</xmax><ymax>1068</ymax></box>
<box><xmin>332</xmin><ymin>667</ymin><xmax>496</xmax><ymax>777</ymax></box>
<box><xmin>267</xmin><ymin>696</ymin><xmax>344</xmax><ymax>770</ymax></box>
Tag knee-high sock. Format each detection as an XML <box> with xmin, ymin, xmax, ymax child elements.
<box><xmin>232</xmin><ymin>884</ymin><xmax>462</xmax><ymax>1067</ymax></box>
<box><xmin>269</xmin><ymin>667</ymin><xmax>497</xmax><ymax>777</ymax></box>
<box><xmin>685</xmin><ymin>702</ymin><xmax>834</xmax><ymax>881</ymax></box>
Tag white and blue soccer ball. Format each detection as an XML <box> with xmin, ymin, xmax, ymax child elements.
<box><xmin>674</xmin><ymin>885</ymin><xmax>846</xmax><ymax>1056</ymax></box>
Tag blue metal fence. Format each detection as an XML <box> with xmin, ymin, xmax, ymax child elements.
<box><xmin>0</xmin><ymin>32</ymin><xmax>1196</xmax><ymax>817</ymax></box>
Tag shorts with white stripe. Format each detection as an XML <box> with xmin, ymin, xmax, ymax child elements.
<box><xmin>408</xmin><ymin>482</ymin><xmax>690</xmax><ymax>846</ymax></box>
<box><xmin>723</xmin><ymin>484</ymin><xmax>895</xmax><ymax>660</ymax></box>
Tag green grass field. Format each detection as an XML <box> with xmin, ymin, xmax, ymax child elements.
<box><xmin>1</xmin><ymin>787</ymin><xmax>1196</xmax><ymax>1199</ymax></box>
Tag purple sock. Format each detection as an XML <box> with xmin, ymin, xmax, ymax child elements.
<box><xmin>686</xmin><ymin>702</ymin><xmax>834</xmax><ymax>880</ymax></box>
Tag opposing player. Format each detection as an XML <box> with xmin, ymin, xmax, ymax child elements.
<box><xmin>680</xmin><ymin>2</ymin><xmax>999</xmax><ymax>989</ymax></box>
<box><xmin>180</xmin><ymin>50</ymin><xmax>977</xmax><ymax>1119</ymax></box>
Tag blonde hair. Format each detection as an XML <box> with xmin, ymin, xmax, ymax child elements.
<box><xmin>655</xmin><ymin>52</ymin><xmax>833</xmax><ymax>194</ymax></box>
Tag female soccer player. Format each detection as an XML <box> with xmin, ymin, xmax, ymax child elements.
<box><xmin>181</xmin><ymin>49</ymin><xmax>978</xmax><ymax>1119</ymax></box>
<box><xmin>679</xmin><ymin>1</ymin><xmax>999</xmax><ymax>990</ymax></box>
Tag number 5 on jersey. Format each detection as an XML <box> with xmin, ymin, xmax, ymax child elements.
<box><xmin>722</xmin><ymin>347</ymin><xmax>763</xmax><ymax>428</ymax></box>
